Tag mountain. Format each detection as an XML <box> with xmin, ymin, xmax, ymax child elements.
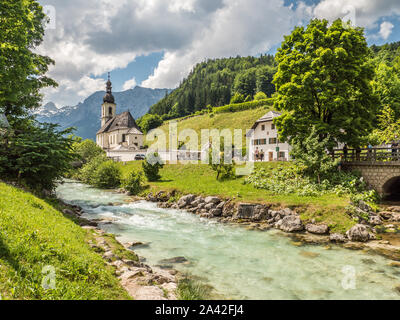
<box><xmin>35</xmin><ymin>86</ymin><xmax>171</xmax><ymax>140</ymax></box>
<box><xmin>149</xmin><ymin>55</ymin><xmax>277</xmax><ymax>119</ymax></box>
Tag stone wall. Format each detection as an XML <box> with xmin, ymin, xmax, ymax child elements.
<box><xmin>344</xmin><ymin>162</ymin><xmax>400</xmax><ymax>196</ymax></box>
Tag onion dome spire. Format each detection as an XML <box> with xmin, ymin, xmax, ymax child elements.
<box><xmin>103</xmin><ymin>72</ymin><xmax>115</xmax><ymax>103</ymax></box>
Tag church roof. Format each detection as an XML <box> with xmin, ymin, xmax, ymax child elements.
<box><xmin>97</xmin><ymin>111</ymin><xmax>143</xmax><ymax>135</ymax></box>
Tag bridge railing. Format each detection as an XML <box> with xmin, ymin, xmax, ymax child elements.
<box><xmin>332</xmin><ymin>147</ymin><xmax>400</xmax><ymax>162</ymax></box>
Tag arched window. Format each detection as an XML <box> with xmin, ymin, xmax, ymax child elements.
<box><xmin>109</xmin><ymin>107</ymin><xmax>113</xmax><ymax>116</ymax></box>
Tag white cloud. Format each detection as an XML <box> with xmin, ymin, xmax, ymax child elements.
<box><xmin>380</xmin><ymin>21</ymin><xmax>394</xmax><ymax>39</ymax></box>
<box><xmin>37</xmin><ymin>0</ymin><xmax>400</xmax><ymax>106</ymax></box>
<box><xmin>313</xmin><ymin>0</ymin><xmax>400</xmax><ymax>29</ymax></box>
<box><xmin>122</xmin><ymin>77</ymin><xmax>137</xmax><ymax>91</ymax></box>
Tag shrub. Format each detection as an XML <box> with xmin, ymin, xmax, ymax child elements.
<box><xmin>72</xmin><ymin>139</ymin><xmax>105</xmax><ymax>164</ymax></box>
<box><xmin>123</xmin><ymin>170</ymin><xmax>144</xmax><ymax>195</ymax></box>
<box><xmin>78</xmin><ymin>154</ymin><xmax>108</xmax><ymax>184</ymax></box>
<box><xmin>91</xmin><ymin>161</ymin><xmax>122</xmax><ymax>189</ymax></box>
<box><xmin>212</xmin><ymin>98</ymin><xmax>273</xmax><ymax>114</ymax></box>
<box><xmin>254</xmin><ymin>91</ymin><xmax>268</xmax><ymax>100</ymax></box>
<box><xmin>230</xmin><ymin>92</ymin><xmax>245</xmax><ymax>104</ymax></box>
<box><xmin>142</xmin><ymin>153</ymin><xmax>164</xmax><ymax>182</ymax></box>
<box><xmin>1</xmin><ymin>122</ymin><xmax>76</xmax><ymax>192</ymax></box>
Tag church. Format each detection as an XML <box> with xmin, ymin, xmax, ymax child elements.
<box><xmin>96</xmin><ymin>74</ymin><xmax>144</xmax><ymax>151</ymax></box>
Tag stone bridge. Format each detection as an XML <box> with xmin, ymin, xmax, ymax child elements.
<box><xmin>343</xmin><ymin>162</ymin><xmax>400</xmax><ymax>198</ymax></box>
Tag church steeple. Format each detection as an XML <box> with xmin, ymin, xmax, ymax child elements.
<box><xmin>101</xmin><ymin>72</ymin><xmax>116</xmax><ymax>127</ymax></box>
<box><xmin>103</xmin><ymin>72</ymin><xmax>115</xmax><ymax>104</ymax></box>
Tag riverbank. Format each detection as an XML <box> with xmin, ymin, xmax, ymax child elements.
<box><xmin>0</xmin><ymin>181</ymin><xmax>130</xmax><ymax>299</ymax></box>
<box><xmin>56</xmin><ymin>181</ymin><xmax>400</xmax><ymax>299</ymax></box>
<box><xmin>141</xmin><ymin>189</ymin><xmax>400</xmax><ymax>262</ymax></box>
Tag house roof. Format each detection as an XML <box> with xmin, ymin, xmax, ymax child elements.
<box><xmin>97</xmin><ymin>111</ymin><xmax>143</xmax><ymax>135</ymax></box>
<box><xmin>246</xmin><ymin>111</ymin><xmax>281</xmax><ymax>137</ymax></box>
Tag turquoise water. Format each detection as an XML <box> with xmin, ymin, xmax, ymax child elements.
<box><xmin>56</xmin><ymin>180</ymin><xmax>400</xmax><ymax>300</ymax></box>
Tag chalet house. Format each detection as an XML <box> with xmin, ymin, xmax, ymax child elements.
<box><xmin>96</xmin><ymin>75</ymin><xmax>144</xmax><ymax>151</ymax></box>
<box><xmin>247</xmin><ymin>111</ymin><xmax>291</xmax><ymax>162</ymax></box>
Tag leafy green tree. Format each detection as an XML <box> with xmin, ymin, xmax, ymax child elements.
<box><xmin>137</xmin><ymin>114</ymin><xmax>163</xmax><ymax>134</ymax></box>
<box><xmin>273</xmin><ymin>19</ymin><xmax>378</xmax><ymax>149</ymax></box>
<box><xmin>230</xmin><ymin>92</ymin><xmax>245</xmax><ymax>104</ymax></box>
<box><xmin>1</xmin><ymin>122</ymin><xmax>76</xmax><ymax>191</ymax></box>
<box><xmin>233</xmin><ymin>68</ymin><xmax>257</xmax><ymax>97</ymax></box>
<box><xmin>122</xmin><ymin>170</ymin><xmax>144</xmax><ymax>195</ymax></box>
<box><xmin>208</xmin><ymin>142</ymin><xmax>236</xmax><ymax>180</ymax></box>
<box><xmin>78</xmin><ymin>154</ymin><xmax>108</xmax><ymax>184</ymax></box>
<box><xmin>254</xmin><ymin>92</ymin><xmax>268</xmax><ymax>101</ymax></box>
<box><xmin>91</xmin><ymin>161</ymin><xmax>122</xmax><ymax>189</ymax></box>
<box><xmin>290</xmin><ymin>127</ymin><xmax>338</xmax><ymax>184</ymax></box>
<box><xmin>0</xmin><ymin>0</ymin><xmax>57</xmax><ymax>118</ymax></box>
<box><xmin>373</xmin><ymin>105</ymin><xmax>400</xmax><ymax>143</ymax></box>
<box><xmin>142</xmin><ymin>153</ymin><xmax>164</xmax><ymax>182</ymax></box>
<box><xmin>72</xmin><ymin>139</ymin><xmax>105</xmax><ymax>164</ymax></box>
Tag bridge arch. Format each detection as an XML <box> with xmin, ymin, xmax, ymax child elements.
<box><xmin>382</xmin><ymin>175</ymin><xmax>400</xmax><ymax>200</ymax></box>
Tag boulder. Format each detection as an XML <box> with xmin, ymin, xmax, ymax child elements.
<box><xmin>177</xmin><ymin>194</ymin><xmax>196</xmax><ymax>208</ymax></box>
<box><xmin>205</xmin><ymin>203</ymin><xmax>216</xmax><ymax>210</ymax></box>
<box><xmin>358</xmin><ymin>200</ymin><xmax>373</xmax><ymax>213</ymax></box>
<box><xmin>305</xmin><ymin>224</ymin><xmax>329</xmax><ymax>235</ymax></box>
<box><xmin>369</xmin><ymin>215</ymin><xmax>383</xmax><ymax>226</ymax></box>
<box><xmin>330</xmin><ymin>233</ymin><xmax>347</xmax><ymax>243</ymax></box>
<box><xmin>379</xmin><ymin>211</ymin><xmax>393</xmax><ymax>220</ymax></box>
<box><xmin>276</xmin><ymin>216</ymin><xmax>304</xmax><ymax>233</ymax></box>
<box><xmin>280</xmin><ymin>208</ymin><xmax>296</xmax><ymax>217</ymax></box>
<box><xmin>210</xmin><ymin>209</ymin><xmax>222</xmax><ymax>217</ymax></box>
<box><xmin>159</xmin><ymin>257</ymin><xmax>188</xmax><ymax>264</ymax></box>
<box><xmin>388</xmin><ymin>206</ymin><xmax>400</xmax><ymax>213</ymax></box>
<box><xmin>204</xmin><ymin>196</ymin><xmax>220</xmax><ymax>204</ymax></box>
<box><xmin>146</xmin><ymin>193</ymin><xmax>157</xmax><ymax>202</ymax></box>
<box><xmin>391</xmin><ymin>213</ymin><xmax>400</xmax><ymax>222</ymax></box>
<box><xmin>346</xmin><ymin>224</ymin><xmax>370</xmax><ymax>242</ymax></box>
<box><xmin>62</xmin><ymin>209</ymin><xmax>75</xmax><ymax>216</ymax></box>
<box><xmin>216</xmin><ymin>201</ymin><xmax>226</xmax><ymax>210</ymax></box>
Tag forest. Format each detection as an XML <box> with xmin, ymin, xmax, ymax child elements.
<box><xmin>148</xmin><ymin>41</ymin><xmax>400</xmax><ymax>124</ymax></box>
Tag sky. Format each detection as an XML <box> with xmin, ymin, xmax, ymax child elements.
<box><xmin>37</xmin><ymin>0</ymin><xmax>400</xmax><ymax>107</ymax></box>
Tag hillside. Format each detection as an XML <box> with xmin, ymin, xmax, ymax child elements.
<box><xmin>0</xmin><ymin>182</ymin><xmax>130</xmax><ymax>300</ymax></box>
<box><xmin>146</xmin><ymin>106</ymin><xmax>271</xmax><ymax>149</ymax></box>
<box><xmin>35</xmin><ymin>86</ymin><xmax>171</xmax><ymax>140</ymax></box>
<box><xmin>149</xmin><ymin>55</ymin><xmax>276</xmax><ymax>119</ymax></box>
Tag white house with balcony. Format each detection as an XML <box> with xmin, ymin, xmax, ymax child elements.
<box><xmin>247</xmin><ymin>111</ymin><xmax>291</xmax><ymax>162</ymax></box>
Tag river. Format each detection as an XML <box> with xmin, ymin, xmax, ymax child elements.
<box><xmin>56</xmin><ymin>180</ymin><xmax>400</xmax><ymax>300</ymax></box>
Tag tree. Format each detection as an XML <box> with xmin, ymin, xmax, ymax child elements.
<box><xmin>0</xmin><ymin>0</ymin><xmax>57</xmax><ymax>118</ymax></box>
<box><xmin>0</xmin><ymin>122</ymin><xmax>76</xmax><ymax>191</ymax></box>
<box><xmin>290</xmin><ymin>127</ymin><xmax>338</xmax><ymax>184</ymax></box>
<box><xmin>230</xmin><ymin>92</ymin><xmax>245</xmax><ymax>104</ymax></box>
<box><xmin>72</xmin><ymin>139</ymin><xmax>105</xmax><ymax>164</ymax></box>
<box><xmin>91</xmin><ymin>161</ymin><xmax>122</xmax><ymax>189</ymax></box>
<box><xmin>273</xmin><ymin>19</ymin><xmax>378</xmax><ymax>150</ymax></box>
<box><xmin>122</xmin><ymin>170</ymin><xmax>144</xmax><ymax>195</ymax></box>
<box><xmin>373</xmin><ymin>105</ymin><xmax>400</xmax><ymax>144</ymax></box>
<box><xmin>137</xmin><ymin>114</ymin><xmax>163</xmax><ymax>134</ymax></box>
<box><xmin>142</xmin><ymin>153</ymin><xmax>164</xmax><ymax>182</ymax></box>
<box><xmin>208</xmin><ymin>141</ymin><xmax>235</xmax><ymax>181</ymax></box>
<box><xmin>233</xmin><ymin>68</ymin><xmax>257</xmax><ymax>97</ymax></box>
<box><xmin>254</xmin><ymin>92</ymin><xmax>268</xmax><ymax>101</ymax></box>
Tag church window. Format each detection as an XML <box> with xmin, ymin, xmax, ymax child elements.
<box><xmin>109</xmin><ymin>107</ymin><xmax>112</xmax><ymax>115</ymax></box>
<box><xmin>122</xmin><ymin>134</ymin><xmax>126</xmax><ymax>142</ymax></box>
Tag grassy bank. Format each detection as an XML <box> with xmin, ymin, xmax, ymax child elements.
<box><xmin>118</xmin><ymin>162</ymin><xmax>355</xmax><ymax>233</ymax></box>
<box><xmin>148</xmin><ymin>107</ymin><xmax>270</xmax><ymax>148</ymax></box>
<box><xmin>0</xmin><ymin>182</ymin><xmax>131</xmax><ymax>300</ymax></box>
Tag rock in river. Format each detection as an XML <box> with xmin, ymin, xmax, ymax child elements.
<box><xmin>159</xmin><ymin>257</ymin><xmax>188</xmax><ymax>264</ymax></box>
<box><xmin>276</xmin><ymin>216</ymin><xmax>304</xmax><ymax>233</ymax></box>
<box><xmin>306</xmin><ymin>223</ymin><xmax>329</xmax><ymax>235</ymax></box>
<box><xmin>346</xmin><ymin>224</ymin><xmax>370</xmax><ymax>242</ymax></box>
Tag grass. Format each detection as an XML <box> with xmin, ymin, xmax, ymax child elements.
<box><xmin>146</xmin><ymin>107</ymin><xmax>270</xmax><ymax>148</ymax></box>
<box><xmin>0</xmin><ymin>182</ymin><xmax>131</xmax><ymax>300</ymax></box>
<box><xmin>118</xmin><ymin>161</ymin><xmax>356</xmax><ymax>233</ymax></box>
<box><xmin>177</xmin><ymin>276</ymin><xmax>212</xmax><ymax>300</ymax></box>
